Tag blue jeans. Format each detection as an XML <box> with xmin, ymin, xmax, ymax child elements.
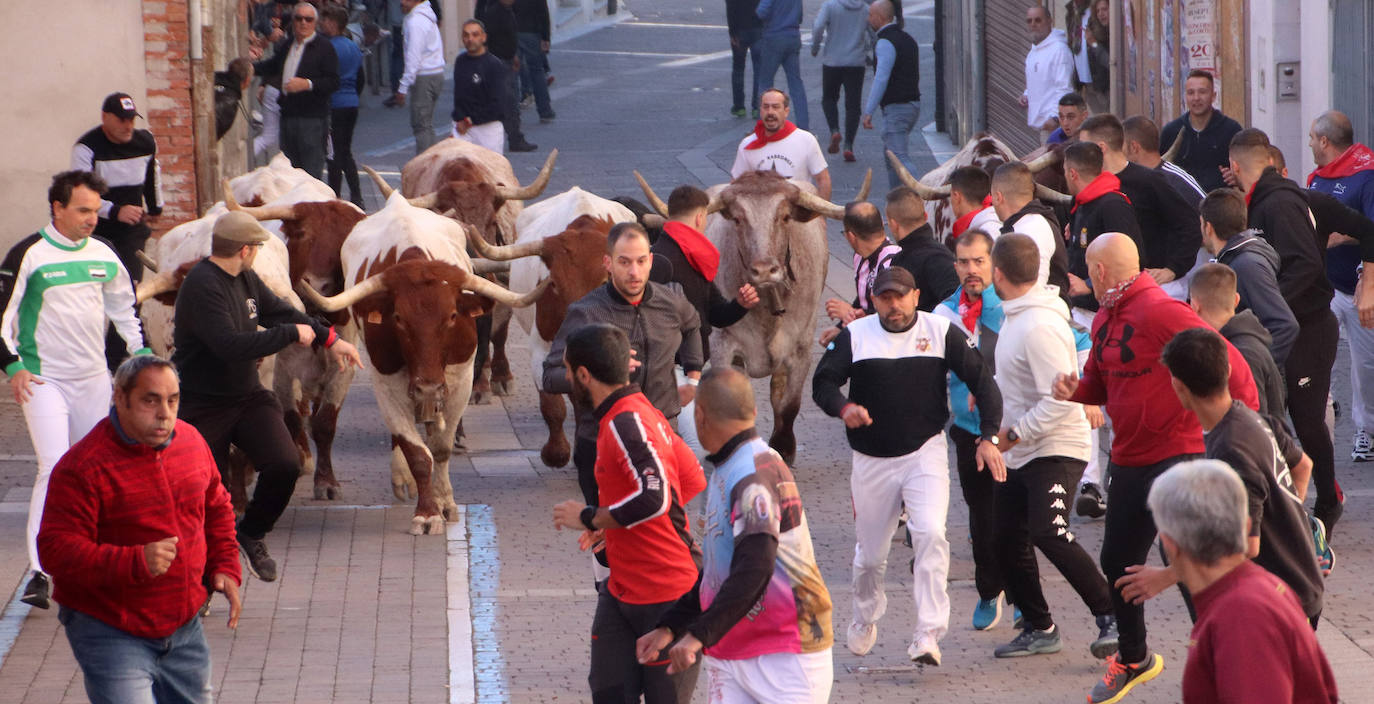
<box><xmin>60</xmin><ymin>607</ymin><xmax>212</xmax><ymax>704</ymax></box>
<box><xmin>755</xmin><ymin>32</ymin><xmax>809</xmax><ymax>130</ymax></box>
<box><xmin>517</xmin><ymin>32</ymin><xmax>554</xmax><ymax>119</ymax></box>
<box><xmin>882</xmin><ymin>101</ymin><xmax>921</xmax><ymax>190</ymax></box>
<box><xmin>730</xmin><ymin>27</ymin><xmax>762</xmax><ymax>111</ymax></box>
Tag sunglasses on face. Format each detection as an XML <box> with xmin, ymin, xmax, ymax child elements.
<box><xmin>295</xmin><ymin>15</ymin><xmax>316</xmax><ymax>23</ymax></box>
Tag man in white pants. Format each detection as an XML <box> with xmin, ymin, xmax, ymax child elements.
<box><xmin>813</xmin><ymin>266</ymin><xmax>1004</xmax><ymax>666</ymax></box>
<box><xmin>0</xmin><ymin>170</ymin><xmax>151</xmax><ymax>608</ymax></box>
<box><xmin>450</xmin><ymin>19</ymin><xmax>508</xmax><ymax>154</ymax></box>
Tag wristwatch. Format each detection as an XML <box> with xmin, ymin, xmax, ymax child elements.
<box><xmin>580</xmin><ymin>506</ymin><xmax>598</xmax><ymax>531</ymax></box>
<box><xmin>1007</xmin><ymin>428</ymin><xmax>1020</xmax><ymax>443</ymax></box>
<box><xmin>983</xmin><ymin>434</ymin><xmax>1000</xmax><ymax>447</ymax></box>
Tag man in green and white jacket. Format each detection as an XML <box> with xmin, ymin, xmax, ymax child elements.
<box><xmin>0</xmin><ymin>170</ymin><xmax>151</xmax><ymax>609</ymax></box>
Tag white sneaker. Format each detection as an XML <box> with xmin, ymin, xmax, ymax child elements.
<box><xmin>1353</xmin><ymin>429</ymin><xmax>1373</xmax><ymax>462</ymax></box>
<box><xmin>908</xmin><ymin>636</ymin><xmax>942</xmax><ymax>666</ymax></box>
<box><xmin>847</xmin><ymin>621</ymin><xmax>878</xmax><ymax>656</ymax></box>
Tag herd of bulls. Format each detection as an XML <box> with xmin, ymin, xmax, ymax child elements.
<box><xmin>130</xmin><ymin>134</ymin><xmax>1091</xmax><ymax>535</ymax></box>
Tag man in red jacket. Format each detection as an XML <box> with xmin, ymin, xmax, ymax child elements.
<box><xmin>1052</xmin><ymin>233</ymin><xmax>1258</xmax><ymax>704</ymax></box>
<box><xmin>38</xmin><ymin>354</ymin><xmax>241</xmax><ymax>704</ymax></box>
<box><xmin>552</xmin><ymin>323</ymin><xmax>706</xmax><ymax>703</ymax></box>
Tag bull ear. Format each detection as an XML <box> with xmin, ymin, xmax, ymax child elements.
<box><xmin>789</xmin><ymin>204</ymin><xmax>824</xmax><ymax>223</ymax></box>
<box><xmin>458</xmin><ymin>291</ymin><xmax>495</xmax><ymax>317</ymax></box>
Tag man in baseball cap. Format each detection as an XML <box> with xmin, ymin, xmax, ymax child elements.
<box><xmin>101</xmin><ymin>92</ymin><xmax>143</xmax><ymax>119</ymax></box>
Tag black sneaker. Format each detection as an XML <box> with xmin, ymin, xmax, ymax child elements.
<box><xmin>1090</xmin><ymin>653</ymin><xmax>1164</xmax><ymax>703</ymax></box>
<box><xmin>238</xmin><ymin>534</ymin><xmax>278</xmax><ymax>582</ymax></box>
<box><xmin>1090</xmin><ymin>614</ymin><xmax>1120</xmax><ymax>659</ymax></box>
<box><xmin>994</xmin><ymin>625</ymin><xmax>1061</xmax><ymax>658</ymax></box>
<box><xmin>1314</xmin><ymin>496</ymin><xmax>1344</xmax><ymax>540</ymax></box>
<box><xmin>20</xmin><ymin>571</ymin><xmax>50</xmax><ymax>609</ymax></box>
<box><xmin>509</xmin><ymin>140</ymin><xmax>538</xmax><ymax>152</ymax></box>
<box><xmin>1077</xmin><ymin>482</ymin><xmax>1107</xmax><ymax>518</ymax></box>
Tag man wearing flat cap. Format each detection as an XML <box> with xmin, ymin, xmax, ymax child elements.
<box><xmin>172</xmin><ymin>212</ymin><xmax>361</xmax><ymax>583</ymax></box>
<box><xmin>813</xmin><ymin>266</ymin><xmax>1004</xmax><ymax>667</ymax></box>
<box><xmin>72</xmin><ymin>92</ymin><xmax>164</xmax><ymax>372</ymax></box>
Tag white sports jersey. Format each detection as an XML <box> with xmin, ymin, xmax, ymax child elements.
<box><xmin>0</xmin><ymin>224</ymin><xmax>149</xmax><ymax>379</ymax></box>
<box><xmin>731</xmin><ymin>128</ymin><xmax>829</xmax><ymax>183</ymax></box>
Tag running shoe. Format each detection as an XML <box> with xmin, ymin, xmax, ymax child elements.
<box><xmin>972</xmin><ymin>592</ymin><xmax>1004</xmax><ymax>630</ymax></box>
<box><xmin>907</xmin><ymin>637</ymin><xmax>941</xmax><ymax>666</ymax></box>
<box><xmin>828</xmin><ymin>132</ymin><xmax>842</xmax><ymax>154</ymax></box>
<box><xmin>1353</xmin><ymin>428</ymin><xmax>1373</xmax><ymax>462</ymax></box>
<box><xmin>1311</xmin><ymin>514</ymin><xmax>1336</xmax><ymax>575</ymax></box>
<box><xmin>847</xmin><ymin>621</ymin><xmax>878</xmax><ymax>656</ymax></box>
<box><xmin>994</xmin><ymin>625</ymin><xmax>1061</xmax><ymax>658</ymax></box>
<box><xmin>730</xmin><ymin>107</ymin><xmax>747</xmax><ymax>118</ymax></box>
<box><xmin>1089</xmin><ymin>652</ymin><xmax>1164</xmax><ymax>704</ymax></box>
<box><xmin>1089</xmin><ymin>614</ymin><xmax>1120</xmax><ymax>659</ymax></box>
<box><xmin>843</xmin><ymin>149</ymin><xmax>856</xmax><ymax>162</ymax></box>
<box><xmin>238</xmin><ymin>534</ymin><xmax>279</xmax><ymax>582</ymax></box>
<box><xmin>20</xmin><ymin>571</ymin><xmax>50</xmax><ymax>609</ymax></box>
<box><xmin>1077</xmin><ymin>482</ymin><xmax>1107</xmax><ymax>518</ymax></box>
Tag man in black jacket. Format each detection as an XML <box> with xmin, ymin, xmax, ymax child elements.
<box><xmin>885</xmin><ymin>187</ymin><xmax>959</xmax><ymax>312</ymax></box>
<box><xmin>172</xmin><ymin>212</ymin><xmax>361</xmax><ymax>582</ymax></box>
<box><xmin>991</xmin><ymin>162</ymin><xmax>1072</xmax><ymax>300</ymax></box>
<box><xmin>251</xmin><ymin>2</ymin><xmax>339</xmax><ymax>178</ymax></box>
<box><xmin>477</xmin><ymin>0</ymin><xmax>536</xmax><ymax>151</ymax></box>
<box><xmin>726</xmin><ymin>0</ymin><xmax>763</xmax><ymax>118</ymax></box>
<box><xmin>1063</xmin><ymin>141</ymin><xmax>1140</xmax><ymax>312</ymax></box>
<box><xmin>1158</xmin><ymin>70</ymin><xmax>1243</xmax><ymax>192</ymax></box>
<box><xmin>1230</xmin><ymin>128</ymin><xmax>1342</xmax><ymax>535</ymax></box>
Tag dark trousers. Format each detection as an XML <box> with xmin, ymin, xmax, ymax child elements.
<box><xmin>497</xmin><ymin>57</ymin><xmax>526</xmax><ymax>143</ymax></box>
<box><xmin>1287</xmin><ymin>310</ymin><xmax>1340</xmax><ymax>513</ymax></box>
<box><xmin>280</xmin><ymin>115</ymin><xmax>328</xmax><ymax>179</ymax></box>
<box><xmin>821</xmin><ymin>65</ymin><xmax>864</xmax><ymax>149</ymax></box>
<box><xmin>997</xmin><ymin>456</ymin><xmax>1114</xmax><ymax>632</ymax></box>
<box><xmin>101</xmin><ymin>225</ymin><xmax>151</xmax><ymax>372</ymax></box>
<box><xmin>730</xmin><ymin>27</ymin><xmax>762</xmax><ymax>111</ymax></box>
<box><xmin>179</xmin><ymin>388</ymin><xmax>300</xmax><ymax>540</ymax></box>
<box><xmin>389</xmin><ymin>25</ymin><xmax>404</xmax><ymax>92</ymax></box>
<box><xmin>327</xmin><ymin>107</ymin><xmax>362</xmax><ymax>206</ymax></box>
<box><xmin>950</xmin><ymin>426</ymin><xmax>1004</xmax><ymax>602</ymax></box>
<box><xmin>1101</xmin><ymin>454</ymin><xmax>1200</xmax><ymax>664</ymax></box>
<box><xmin>517</xmin><ymin>32</ymin><xmax>554</xmax><ymax>119</ymax></box>
<box><xmin>589</xmin><ymin>588</ymin><xmax>700</xmax><ymax>704</ymax></box>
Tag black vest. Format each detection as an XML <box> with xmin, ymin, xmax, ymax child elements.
<box><xmin>877</xmin><ymin>24</ymin><xmax>920</xmax><ymax>107</ymax></box>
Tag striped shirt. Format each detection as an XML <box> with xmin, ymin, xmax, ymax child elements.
<box><xmin>71</xmin><ymin>127</ymin><xmax>163</xmax><ymax>224</ymax></box>
<box><xmin>1159</xmin><ymin>160</ymin><xmax>1207</xmax><ymax>203</ymax></box>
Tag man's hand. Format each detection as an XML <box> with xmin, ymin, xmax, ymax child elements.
<box><xmin>294</xmin><ymin>323</ymin><xmax>316</xmax><ymax>347</ymax></box>
<box><xmin>1116</xmin><ymin>564</ymin><xmax>1177</xmax><ymax>605</ymax></box>
<box><xmin>667</xmin><ymin>633</ymin><xmax>703</xmax><ymax>674</ymax></box>
<box><xmin>627</xmin><ymin>348</ymin><xmax>642</xmax><ymax>374</ymax></box>
<box><xmin>636</xmin><ymin>627</ymin><xmax>674</xmax><ymax>665</ymax></box>
<box><xmin>284</xmin><ymin>76</ymin><xmax>311</xmax><ymax>94</ymax></box>
<box><xmin>552</xmin><ymin>499</ymin><xmax>585</xmax><ymax>531</ymax></box>
<box><xmin>512</xmin><ymin>55</ymin><xmax>521</xmax><ymax>71</ymax></box>
<box><xmin>824</xmin><ymin>297</ymin><xmax>851</xmax><ymax>321</ymax></box>
<box><xmin>212</xmin><ymin>572</ymin><xmax>242</xmax><ymax>629</ymax></box>
<box><xmin>1084</xmin><ymin>405</ymin><xmax>1105</xmax><ymax>429</ymax></box>
<box><xmin>1328</xmin><ymin>232</ymin><xmax>1359</xmax><ymax>248</ymax></box>
<box><xmin>577</xmin><ymin>529</ymin><xmax>605</xmax><ymax>553</ymax></box>
<box><xmin>677</xmin><ymin>383</ymin><xmax>696</xmax><ymax>407</ymax></box>
<box><xmin>1357</xmin><ymin>268</ymin><xmax>1374</xmax><ymax>328</ymax></box>
<box><xmin>328</xmin><ymin>338</ymin><xmax>364</xmax><ymax>370</ymax></box>
<box><xmin>1219</xmin><ymin>165</ymin><xmax>1239</xmax><ymax>188</ymax></box>
<box><xmin>737</xmin><ymin>284</ymin><xmax>760</xmax><ymax>309</ymax></box>
<box><xmin>975</xmin><ymin>438</ymin><xmax>1006</xmax><ymax>482</ymax></box>
<box><xmin>248</xmin><ymin>45</ymin><xmax>265</xmax><ymax>60</ymax></box>
<box><xmin>1040</xmin><ymin>117</ymin><xmax>1059</xmax><ymax>132</ymax></box>
<box><xmin>729</xmin><ymin>35</ymin><xmax>740</xmax><ymax>49</ymax></box>
<box><xmin>117</xmin><ymin>204</ymin><xmax>145</xmax><ymax>225</ymax></box>
<box><xmin>454</xmin><ymin>117</ymin><xmax>473</xmax><ymax>135</ymax></box>
<box><xmin>841</xmin><ymin>403</ymin><xmax>872</xmax><ymax>429</ymax></box>
<box><xmin>1018</xmin><ymin>94</ymin><xmax>1030</xmax><ymax>108</ymax></box>
<box><xmin>1067</xmin><ymin>273</ymin><xmax>1091</xmax><ymax>297</ymax></box>
<box><xmin>390</xmin><ymin>91</ymin><xmax>407</xmax><ymax>107</ymax></box>
<box><xmin>862</xmin><ymin>114</ymin><xmax>874</xmax><ymax>130</ymax></box>
<box><xmin>1052</xmin><ymin>371</ymin><xmax>1079</xmax><ymax>401</ymax></box>
<box><xmin>143</xmin><ymin>536</ymin><xmax>179</xmax><ymax>577</ymax></box>
<box><xmin>1144</xmin><ymin>268</ymin><xmax>1176</xmax><ymax>284</ymax></box>
<box><xmin>540</xmin><ymin>40</ymin><xmax>550</xmax><ymax>53</ymax></box>
<box><xmin>9</xmin><ymin>369</ymin><xmax>42</xmax><ymax>404</ymax></box>
<box><xmin>818</xmin><ymin>327</ymin><xmax>840</xmax><ymax>347</ymax></box>
<box><xmin>811</xmin><ymin>43</ymin><xmax>820</xmax><ymax>58</ymax></box>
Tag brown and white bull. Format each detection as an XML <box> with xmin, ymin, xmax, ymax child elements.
<box><xmin>298</xmin><ymin>191</ymin><xmax>548</xmax><ymax>535</ymax></box>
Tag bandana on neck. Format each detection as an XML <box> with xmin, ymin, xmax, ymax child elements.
<box><xmin>1307</xmin><ymin>143</ymin><xmax>1374</xmax><ymax>186</ymax></box>
<box><xmin>1070</xmin><ymin>171</ymin><xmax>1130</xmax><ymax>213</ymax></box>
<box><xmin>1099</xmin><ymin>272</ymin><xmax>1142</xmax><ymax>310</ymax></box>
<box><xmin>744</xmin><ymin>119</ymin><xmax>798</xmax><ymax>150</ymax></box>
<box><xmin>951</xmin><ymin>197</ymin><xmax>995</xmax><ymax>239</ymax></box>
<box><xmin>662</xmin><ymin>221</ymin><xmax>720</xmax><ymax>282</ymax></box>
<box><xmin>958</xmin><ymin>288</ymin><xmax>983</xmax><ymax>333</ymax></box>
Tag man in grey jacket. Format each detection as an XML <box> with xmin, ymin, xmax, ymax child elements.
<box><xmin>1199</xmin><ymin>189</ymin><xmax>1298</xmax><ymax>369</ymax></box>
<box><xmin>543</xmin><ymin>222</ymin><xmax>703</xmax><ymax>510</ymax></box>
<box><xmin>812</xmin><ymin>0</ymin><xmax>870</xmax><ymax>161</ymax></box>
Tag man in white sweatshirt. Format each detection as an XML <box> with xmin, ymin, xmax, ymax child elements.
<box><xmin>1021</xmin><ymin>6</ymin><xmax>1075</xmax><ymax>143</ymax></box>
<box><xmin>988</xmin><ymin>233</ymin><xmax>1118</xmax><ymax>661</ymax></box>
<box><xmin>391</xmin><ymin>0</ymin><xmax>446</xmax><ymax>154</ymax></box>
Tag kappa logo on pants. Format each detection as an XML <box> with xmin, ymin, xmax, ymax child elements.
<box><xmin>1049</xmin><ymin>484</ymin><xmax>1067</xmax><ymax>495</ymax></box>
<box><xmin>1050</xmin><ymin>498</ymin><xmax>1066</xmax><ymax>510</ymax></box>
<box><xmin>1052</xmin><ymin>514</ymin><xmax>1068</xmax><ymax>527</ymax></box>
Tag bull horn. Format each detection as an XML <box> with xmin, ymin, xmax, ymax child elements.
<box><xmin>136</xmin><ymin>250</ymin><xmax>159</xmax><ymax>274</ymax></box>
<box><xmin>641</xmin><ymin>213</ymin><xmax>665</xmax><ymax>230</ymax></box>
<box><xmin>633</xmin><ymin>170</ymin><xmax>670</xmax><ymax>217</ymax></box>
<box><xmin>222</xmin><ymin>180</ymin><xmax>296</xmax><ymax>221</ymax></box>
<box><xmin>795</xmin><ymin>190</ymin><xmax>846</xmax><ymax>220</ymax></box>
<box><xmin>493</xmin><ymin>148</ymin><xmax>558</xmax><ymax>201</ymax></box>
<box><xmin>472</xmin><ymin>259</ymin><xmax>511</xmax><ymax>275</ymax></box>
<box><xmin>1025</xmin><ymin>149</ymin><xmax>1062</xmax><ymax>174</ymax></box>
<box><xmin>856</xmin><ymin>168</ymin><xmax>873</xmax><ymax>201</ymax></box>
<box><xmin>464</xmin><ymin>223</ymin><xmax>545</xmax><ymax>261</ymax></box>
<box><xmin>135</xmin><ymin>272</ymin><xmax>178</xmax><ymax>303</ymax></box>
<box><xmin>363</xmin><ymin>165</ymin><xmax>395</xmax><ymax>199</ymax></box>
<box><xmin>887</xmin><ymin>150</ymin><xmax>950</xmax><ymax>199</ymax></box>
<box><xmin>1162</xmin><ymin>127</ymin><xmax>1186</xmax><ymax>164</ymax></box>
<box><xmin>462</xmin><ymin>275</ymin><xmax>552</xmax><ymax>308</ymax></box>
<box><xmin>705</xmin><ymin>193</ymin><xmax>725</xmax><ymax>215</ymax></box>
<box><xmin>1035</xmin><ymin>183</ymin><xmax>1075</xmax><ymax>205</ymax></box>
<box><xmin>297</xmin><ymin>273</ymin><xmax>388</xmax><ymax>313</ymax></box>
<box><xmin>407</xmin><ymin>192</ymin><xmax>439</xmax><ymax>210</ymax></box>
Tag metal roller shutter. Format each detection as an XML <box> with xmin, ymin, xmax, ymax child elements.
<box><xmin>1332</xmin><ymin>0</ymin><xmax>1374</xmax><ymax>148</ymax></box>
<box><xmin>984</xmin><ymin>0</ymin><xmax>1042</xmax><ymax>155</ymax></box>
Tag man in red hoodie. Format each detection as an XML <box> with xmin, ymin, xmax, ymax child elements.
<box><xmin>38</xmin><ymin>355</ymin><xmax>241</xmax><ymax>704</ymax></box>
<box><xmin>1052</xmin><ymin>233</ymin><xmax>1258</xmax><ymax>704</ymax></box>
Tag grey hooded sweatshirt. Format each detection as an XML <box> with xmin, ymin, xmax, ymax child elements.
<box><xmin>812</xmin><ymin>0</ymin><xmax>872</xmax><ymax>67</ymax></box>
<box><xmin>1214</xmin><ymin>228</ymin><xmax>1299</xmax><ymax>368</ymax></box>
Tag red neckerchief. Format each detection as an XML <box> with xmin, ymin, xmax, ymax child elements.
<box><xmin>958</xmin><ymin>288</ymin><xmax>982</xmax><ymax>333</ymax></box>
<box><xmin>1099</xmin><ymin>272</ymin><xmax>1142</xmax><ymax>310</ymax></box>
<box><xmin>1307</xmin><ymin>143</ymin><xmax>1374</xmax><ymax>185</ymax></box>
<box><xmin>662</xmin><ymin>221</ymin><xmax>720</xmax><ymax>281</ymax></box>
<box><xmin>1070</xmin><ymin>171</ymin><xmax>1131</xmax><ymax>213</ymax></box>
<box><xmin>951</xmin><ymin>197</ymin><xmax>995</xmax><ymax>239</ymax></box>
<box><xmin>1245</xmin><ymin>180</ymin><xmax>1257</xmax><ymax>206</ymax></box>
<box><xmin>744</xmin><ymin>119</ymin><xmax>797</xmax><ymax>150</ymax></box>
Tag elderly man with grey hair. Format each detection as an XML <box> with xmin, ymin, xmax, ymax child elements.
<box><xmin>1150</xmin><ymin>460</ymin><xmax>1337</xmax><ymax>704</ymax></box>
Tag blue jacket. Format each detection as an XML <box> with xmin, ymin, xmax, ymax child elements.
<box><xmin>757</xmin><ymin>0</ymin><xmax>802</xmax><ymax>38</ymax></box>
<box><xmin>1310</xmin><ymin>168</ymin><xmax>1374</xmax><ymax>295</ymax></box>
<box><xmin>329</xmin><ymin>36</ymin><xmax>363</xmax><ymax>109</ymax></box>
<box><xmin>935</xmin><ymin>287</ymin><xmax>1004</xmax><ymax>435</ymax></box>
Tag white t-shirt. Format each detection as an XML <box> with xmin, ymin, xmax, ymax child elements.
<box><xmin>731</xmin><ymin>129</ymin><xmax>829</xmax><ymax>183</ymax></box>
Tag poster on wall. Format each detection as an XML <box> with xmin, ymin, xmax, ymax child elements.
<box><xmin>1183</xmin><ymin>0</ymin><xmax>1221</xmax><ymax>108</ymax></box>
<box><xmin>1124</xmin><ymin>0</ymin><xmax>1137</xmax><ymax>90</ymax></box>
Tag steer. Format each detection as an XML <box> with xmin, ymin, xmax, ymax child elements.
<box><xmin>298</xmin><ymin>192</ymin><xmax>548</xmax><ymax>535</ymax></box>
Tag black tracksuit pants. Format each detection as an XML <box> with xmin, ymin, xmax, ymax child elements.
<box><xmin>1100</xmin><ymin>454</ymin><xmax>1200</xmax><ymax>664</ymax></box>
<box><xmin>997</xmin><ymin>456</ymin><xmax>1114</xmax><ymax>632</ymax></box>
<box><xmin>589</xmin><ymin>588</ymin><xmax>700</xmax><ymax>704</ymax></box>
<box><xmin>1287</xmin><ymin>310</ymin><xmax>1340</xmax><ymax>517</ymax></box>
<box><xmin>327</xmin><ymin>107</ymin><xmax>362</xmax><ymax>206</ymax></box>
<box><xmin>821</xmin><ymin>65</ymin><xmax>864</xmax><ymax>150</ymax></box>
<box><xmin>179</xmin><ymin>388</ymin><xmax>300</xmax><ymax>540</ymax></box>
<box><xmin>950</xmin><ymin>426</ymin><xmax>1005</xmax><ymax>602</ymax></box>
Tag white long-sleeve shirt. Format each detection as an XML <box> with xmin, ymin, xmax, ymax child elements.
<box><xmin>995</xmin><ymin>287</ymin><xmax>1091</xmax><ymax>468</ymax></box>
<box><xmin>0</xmin><ymin>225</ymin><xmax>149</xmax><ymax>379</ymax></box>
<box><xmin>1023</xmin><ymin>28</ymin><xmax>1075</xmax><ymax>129</ymax></box>
<box><xmin>398</xmin><ymin>3</ymin><xmax>446</xmax><ymax>94</ymax></box>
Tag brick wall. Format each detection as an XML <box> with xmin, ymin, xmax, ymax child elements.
<box><xmin>142</xmin><ymin>0</ymin><xmax>197</xmax><ymax>233</ymax></box>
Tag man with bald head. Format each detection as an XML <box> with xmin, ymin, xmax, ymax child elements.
<box><xmin>639</xmin><ymin>367</ymin><xmax>833</xmax><ymax>703</ymax></box>
<box><xmin>1052</xmin><ymin>233</ymin><xmax>1259</xmax><ymax>703</ymax></box>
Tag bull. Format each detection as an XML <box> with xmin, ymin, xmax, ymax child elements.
<box><xmin>298</xmin><ymin>191</ymin><xmax>548</xmax><ymax>535</ymax></box>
